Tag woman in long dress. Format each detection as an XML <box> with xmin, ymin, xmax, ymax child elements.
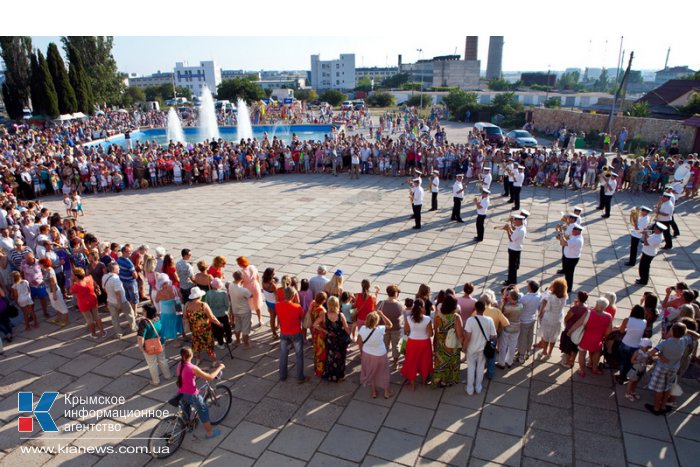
<box><xmin>308</xmin><ymin>293</ymin><xmax>327</xmax><ymax>377</ymax></box>
<box><xmin>237</xmin><ymin>256</ymin><xmax>263</xmax><ymax>326</ymax></box>
<box><xmin>432</xmin><ymin>294</ymin><xmax>463</xmax><ymax>387</ymax></box>
<box><xmin>535</xmin><ymin>278</ymin><xmax>569</xmax><ymax>360</ymax></box>
<box><xmin>317</xmin><ymin>296</ymin><xmax>350</xmax><ymax>382</ymax></box>
<box><xmin>155</xmin><ymin>273</ymin><xmax>182</xmax><ymax>340</ymax></box>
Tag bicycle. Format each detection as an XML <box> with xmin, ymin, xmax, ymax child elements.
<box><xmin>148</xmin><ymin>372</ymin><xmax>232</xmax><ymax>459</ymax></box>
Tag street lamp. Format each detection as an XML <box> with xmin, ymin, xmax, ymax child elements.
<box><xmin>417</xmin><ymin>48</ymin><xmax>424</xmax><ymax>108</ymax></box>
<box><xmin>545</xmin><ymin>64</ymin><xmax>551</xmax><ymax>103</ymax></box>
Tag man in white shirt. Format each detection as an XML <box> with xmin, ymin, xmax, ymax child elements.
<box><xmin>451</xmin><ymin>174</ymin><xmax>465</xmax><ymax>222</ymax></box>
<box><xmin>102</xmin><ymin>262</ymin><xmax>136</xmax><ymax>337</ymax></box>
<box><xmin>505</xmin><ymin>215</ymin><xmax>526</xmax><ymax>285</ymax></box>
<box><xmin>463</xmin><ymin>300</ymin><xmax>497</xmax><ymax>395</ymax></box>
<box><xmin>560</xmin><ymin>224</ymin><xmax>584</xmax><ymax>295</ymax></box>
<box><xmin>626</xmin><ymin>206</ymin><xmax>652</xmax><ymax>266</ymax></box>
<box><xmin>503</xmin><ymin>158</ymin><xmax>514</xmax><ymax>199</ymax></box>
<box><xmin>664</xmin><ymin>185</ymin><xmax>681</xmax><ymax>239</ymax></box>
<box><xmin>309</xmin><ymin>265</ymin><xmax>330</xmax><ymax>297</ymax></box>
<box><xmin>429</xmin><ymin>170</ymin><xmax>440</xmax><ymax>211</ymax></box>
<box><xmin>601</xmin><ymin>172</ymin><xmax>617</xmax><ymax>218</ymax></box>
<box><xmin>0</xmin><ymin>228</ymin><xmax>15</xmax><ymax>253</ymax></box>
<box><xmin>517</xmin><ymin>280</ymin><xmax>542</xmax><ymax>362</ymax></box>
<box><xmin>657</xmin><ymin>192</ymin><xmax>675</xmax><ymax>249</ymax></box>
<box><xmin>411</xmin><ymin>177</ymin><xmax>424</xmax><ymax>229</ymax></box>
<box><xmin>636</xmin><ymin>223</ymin><xmax>666</xmax><ymax>285</ymax></box>
<box><xmin>481</xmin><ymin>166</ymin><xmax>492</xmax><ymax>191</ymax></box>
<box><xmin>511</xmin><ymin>165</ymin><xmax>525</xmax><ymax>211</ymax></box>
<box><xmin>474</xmin><ymin>188</ymin><xmax>490</xmax><ymax>242</ymax></box>
<box><xmin>228</xmin><ymin>270</ymin><xmax>253</xmax><ymax>348</ymax></box>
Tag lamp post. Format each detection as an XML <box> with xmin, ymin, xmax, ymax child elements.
<box><xmin>417</xmin><ymin>48</ymin><xmax>424</xmax><ymax>108</ymax></box>
<box><xmin>545</xmin><ymin>64</ymin><xmax>551</xmax><ymax>103</ymax></box>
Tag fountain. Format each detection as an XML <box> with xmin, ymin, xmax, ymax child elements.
<box><xmin>198</xmin><ymin>86</ymin><xmax>220</xmax><ymax>142</ymax></box>
<box><xmin>166</xmin><ymin>107</ymin><xmax>185</xmax><ymax>144</ymax></box>
<box><xmin>236</xmin><ymin>98</ymin><xmax>254</xmax><ymax>142</ymax></box>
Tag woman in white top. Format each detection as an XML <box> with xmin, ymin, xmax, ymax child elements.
<box><xmin>400</xmin><ymin>298</ymin><xmax>433</xmax><ymax>390</ymax></box>
<box><xmin>616</xmin><ymin>305</ymin><xmax>647</xmax><ymax>383</ymax></box>
<box><xmin>536</xmin><ymin>278</ymin><xmax>568</xmax><ymax>360</ymax></box>
<box><xmin>357</xmin><ymin>310</ymin><xmax>394</xmax><ymax>399</ymax></box>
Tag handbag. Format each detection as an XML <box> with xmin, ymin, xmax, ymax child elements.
<box><xmin>303</xmin><ymin>308</ymin><xmax>314</xmax><ymax>329</ymax></box>
<box><xmin>570</xmin><ymin>311</ymin><xmax>590</xmax><ymax>345</ymax></box>
<box><xmin>474</xmin><ymin>316</ymin><xmax>496</xmax><ymax>359</ymax></box>
<box><xmin>441</xmin><ymin>313</ymin><xmax>460</xmax><ymax>349</ymax></box>
<box><xmin>143</xmin><ymin>319</ymin><xmax>163</xmax><ymax>355</ymax></box>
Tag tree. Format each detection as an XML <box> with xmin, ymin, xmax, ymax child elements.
<box><xmin>244</xmin><ymin>73</ymin><xmax>259</xmax><ymax>82</ymax></box>
<box><xmin>401</xmin><ymin>82</ymin><xmax>422</xmax><ymax>91</ymax></box>
<box><xmin>592</xmin><ymin>68</ymin><xmax>609</xmax><ymax>92</ymax></box>
<box><xmin>216</xmin><ymin>78</ymin><xmax>266</xmax><ymax>103</ymax></box>
<box><xmin>175</xmin><ymin>86</ymin><xmax>192</xmax><ymax>100</ymax></box>
<box><xmin>294</xmin><ymin>88</ymin><xmax>318</xmax><ymax>102</ymax></box>
<box><xmin>488</xmin><ymin>78</ymin><xmax>512</xmax><ymax>91</ymax></box>
<box><xmin>46</xmin><ymin>42</ymin><xmax>77</xmax><ymax>114</ymax></box>
<box><xmin>319</xmin><ymin>89</ymin><xmax>347</xmax><ymax>106</ymax></box>
<box><xmin>354</xmin><ymin>77</ymin><xmax>373</xmax><ymax>92</ymax></box>
<box><xmin>382</xmin><ymin>72</ymin><xmax>410</xmax><ymax>88</ymax></box>
<box><xmin>61</xmin><ymin>36</ymin><xmax>123</xmax><ymax>106</ymax></box>
<box><xmin>67</xmin><ymin>44</ymin><xmax>94</xmax><ymax>114</ymax></box>
<box><xmin>680</xmin><ymin>92</ymin><xmax>700</xmax><ymax>116</ymax></box>
<box><xmin>37</xmin><ymin>51</ymin><xmax>60</xmax><ymax>116</ymax></box>
<box><xmin>442</xmin><ymin>89</ymin><xmax>478</xmax><ymax>115</ymax></box>
<box><xmin>491</xmin><ymin>92</ymin><xmax>523</xmax><ymax>114</ymax></box>
<box><xmin>366</xmin><ymin>92</ymin><xmax>395</xmax><ymax>107</ymax></box>
<box><xmin>122</xmin><ymin>86</ymin><xmax>146</xmax><ymax>107</ymax></box>
<box><xmin>680</xmin><ymin>71</ymin><xmax>700</xmax><ymax>80</ymax></box>
<box><xmin>406</xmin><ymin>94</ymin><xmax>431</xmax><ymax>108</ymax></box>
<box><xmin>0</xmin><ymin>36</ymin><xmax>33</xmax><ymax>119</ymax></box>
<box><xmin>557</xmin><ymin>71</ymin><xmax>580</xmax><ymax>91</ymax></box>
<box><xmin>544</xmin><ymin>97</ymin><xmax>561</xmax><ymax>108</ymax></box>
<box><xmin>624</xmin><ymin>101</ymin><xmax>650</xmax><ymax>117</ymax></box>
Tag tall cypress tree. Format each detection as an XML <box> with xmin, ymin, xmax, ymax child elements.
<box><xmin>29</xmin><ymin>51</ymin><xmax>45</xmax><ymax>115</ymax></box>
<box><xmin>0</xmin><ymin>37</ymin><xmax>33</xmax><ymax>119</ymax></box>
<box><xmin>67</xmin><ymin>44</ymin><xmax>94</xmax><ymax>114</ymax></box>
<box><xmin>46</xmin><ymin>42</ymin><xmax>77</xmax><ymax>114</ymax></box>
<box><xmin>37</xmin><ymin>50</ymin><xmax>60</xmax><ymax>117</ymax></box>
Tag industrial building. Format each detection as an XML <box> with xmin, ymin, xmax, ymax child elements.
<box><xmin>486</xmin><ymin>36</ymin><xmax>504</xmax><ymax>79</ymax></box>
<box><xmin>309</xmin><ymin>54</ymin><xmax>356</xmax><ymax>91</ymax></box>
<box><xmin>126</xmin><ymin>71</ymin><xmax>174</xmax><ymax>88</ymax></box>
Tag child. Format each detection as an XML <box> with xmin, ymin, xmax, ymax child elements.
<box><xmin>625</xmin><ymin>338</ymin><xmax>652</xmax><ymax>401</ymax></box>
<box><xmin>298</xmin><ymin>279</ymin><xmax>313</xmax><ymax>314</ymax></box>
<box><xmin>11</xmin><ymin>271</ymin><xmax>37</xmax><ymax>330</ymax></box>
<box><xmin>340</xmin><ymin>291</ymin><xmax>356</xmax><ymax>337</ymax></box>
<box><xmin>646</xmin><ymin>323</ymin><xmax>700</xmax><ymax>415</ymax></box>
<box><xmin>63</xmin><ymin>193</ymin><xmax>71</xmax><ymax>217</ymax></box>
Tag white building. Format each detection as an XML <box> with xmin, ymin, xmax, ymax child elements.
<box><xmin>310</xmin><ymin>54</ymin><xmax>356</xmax><ymax>91</ymax></box>
<box><xmin>126</xmin><ymin>71</ymin><xmax>174</xmax><ymax>88</ymax></box>
<box><xmin>174</xmin><ymin>61</ymin><xmax>221</xmax><ymax>96</ymax></box>
<box><xmin>355</xmin><ymin>67</ymin><xmax>399</xmax><ymax>86</ymax></box>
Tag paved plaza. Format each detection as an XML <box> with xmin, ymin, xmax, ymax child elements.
<box><xmin>1</xmin><ymin>164</ymin><xmax>700</xmax><ymax>466</ymax></box>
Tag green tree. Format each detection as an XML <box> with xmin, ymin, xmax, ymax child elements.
<box><xmin>0</xmin><ymin>36</ymin><xmax>33</xmax><ymax>119</ymax></box>
<box><xmin>680</xmin><ymin>92</ymin><xmax>700</xmax><ymax>115</ymax></box>
<box><xmin>294</xmin><ymin>88</ymin><xmax>318</xmax><ymax>102</ymax></box>
<box><xmin>29</xmin><ymin>52</ymin><xmax>44</xmax><ymax>114</ymax></box>
<box><xmin>354</xmin><ymin>77</ymin><xmax>373</xmax><ymax>92</ymax></box>
<box><xmin>557</xmin><ymin>71</ymin><xmax>580</xmax><ymax>91</ymax></box>
<box><xmin>382</xmin><ymin>72</ymin><xmax>410</xmax><ymax>88</ymax></box>
<box><xmin>680</xmin><ymin>71</ymin><xmax>700</xmax><ymax>80</ymax></box>
<box><xmin>216</xmin><ymin>78</ymin><xmax>266</xmax><ymax>103</ymax></box>
<box><xmin>46</xmin><ymin>42</ymin><xmax>77</xmax><ymax>114</ymax></box>
<box><xmin>67</xmin><ymin>44</ymin><xmax>94</xmax><ymax>114</ymax></box>
<box><xmin>366</xmin><ymin>92</ymin><xmax>395</xmax><ymax>107</ymax></box>
<box><xmin>122</xmin><ymin>86</ymin><xmax>145</xmax><ymax>107</ymax></box>
<box><xmin>401</xmin><ymin>82</ymin><xmax>422</xmax><ymax>91</ymax></box>
<box><xmin>488</xmin><ymin>78</ymin><xmax>512</xmax><ymax>91</ymax></box>
<box><xmin>244</xmin><ymin>73</ymin><xmax>259</xmax><ymax>82</ymax></box>
<box><xmin>624</xmin><ymin>101</ymin><xmax>651</xmax><ymax>117</ymax></box>
<box><xmin>37</xmin><ymin>50</ymin><xmax>60</xmax><ymax>116</ymax></box>
<box><xmin>175</xmin><ymin>86</ymin><xmax>192</xmax><ymax>100</ymax></box>
<box><xmin>319</xmin><ymin>89</ymin><xmax>347</xmax><ymax>106</ymax></box>
<box><xmin>442</xmin><ymin>89</ymin><xmax>477</xmax><ymax>115</ymax></box>
<box><xmin>544</xmin><ymin>97</ymin><xmax>561</xmax><ymax>108</ymax></box>
<box><xmin>61</xmin><ymin>36</ymin><xmax>123</xmax><ymax>106</ymax></box>
<box><xmin>406</xmin><ymin>94</ymin><xmax>431</xmax><ymax>108</ymax></box>
<box><xmin>592</xmin><ymin>68</ymin><xmax>609</xmax><ymax>92</ymax></box>
<box><xmin>491</xmin><ymin>92</ymin><xmax>523</xmax><ymax>114</ymax></box>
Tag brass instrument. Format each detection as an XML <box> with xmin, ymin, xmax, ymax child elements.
<box><xmin>629</xmin><ymin>207</ymin><xmax>640</xmax><ymax>226</ymax></box>
<box><xmin>554</xmin><ymin>211</ymin><xmax>568</xmax><ymax>240</ymax></box>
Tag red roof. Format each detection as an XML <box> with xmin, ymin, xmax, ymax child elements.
<box><xmin>639</xmin><ymin>80</ymin><xmax>700</xmax><ymax>106</ymax></box>
<box><xmin>683</xmin><ymin>115</ymin><xmax>700</xmax><ymax>127</ymax></box>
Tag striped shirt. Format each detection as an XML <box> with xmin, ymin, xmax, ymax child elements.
<box><xmin>117</xmin><ymin>256</ymin><xmax>135</xmax><ymax>283</ymax></box>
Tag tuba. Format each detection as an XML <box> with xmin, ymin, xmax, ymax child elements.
<box><xmin>629</xmin><ymin>207</ymin><xmax>640</xmax><ymax>226</ymax></box>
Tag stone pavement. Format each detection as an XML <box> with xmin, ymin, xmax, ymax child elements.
<box><xmin>1</xmin><ymin>173</ymin><xmax>699</xmax><ymax>466</ymax></box>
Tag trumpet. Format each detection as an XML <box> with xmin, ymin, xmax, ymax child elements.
<box><xmin>629</xmin><ymin>207</ymin><xmax>640</xmax><ymax>226</ymax></box>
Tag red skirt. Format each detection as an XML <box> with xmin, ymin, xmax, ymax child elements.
<box><xmin>401</xmin><ymin>338</ymin><xmax>433</xmax><ymax>382</ymax></box>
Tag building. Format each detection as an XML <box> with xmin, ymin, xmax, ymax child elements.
<box><xmin>486</xmin><ymin>36</ymin><xmax>504</xmax><ymax>80</ymax></box>
<box><xmin>221</xmin><ymin>69</ymin><xmax>255</xmax><ymax>81</ymax></box>
<box><xmin>309</xmin><ymin>54</ymin><xmax>356</xmax><ymax>91</ymax></box>
<box><xmin>126</xmin><ymin>71</ymin><xmax>174</xmax><ymax>88</ymax></box>
<box><xmin>655</xmin><ymin>66</ymin><xmax>696</xmax><ymax>85</ymax></box>
<box><xmin>465</xmin><ymin>36</ymin><xmax>478</xmax><ymax>61</ymax></box>
<box><xmin>355</xmin><ymin>67</ymin><xmax>399</xmax><ymax>86</ymax></box>
<box><xmin>638</xmin><ymin>79</ymin><xmax>700</xmax><ymax>119</ymax></box>
<box><xmin>400</xmin><ymin>53</ymin><xmax>480</xmax><ymax>90</ymax></box>
<box><xmin>521</xmin><ymin>72</ymin><xmax>556</xmax><ymax>87</ymax></box>
<box><xmin>174</xmin><ymin>60</ymin><xmax>221</xmax><ymax>96</ymax></box>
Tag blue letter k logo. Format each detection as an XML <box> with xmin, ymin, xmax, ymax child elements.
<box><xmin>18</xmin><ymin>392</ymin><xmax>59</xmax><ymax>432</ymax></box>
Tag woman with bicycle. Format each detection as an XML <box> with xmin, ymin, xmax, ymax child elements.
<box><xmin>176</xmin><ymin>347</ymin><xmax>225</xmax><ymax>439</ymax></box>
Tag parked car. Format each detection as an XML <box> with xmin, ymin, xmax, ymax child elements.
<box><xmin>506</xmin><ymin>129</ymin><xmax>538</xmax><ymax>148</ymax></box>
<box><xmin>353</xmin><ymin>100</ymin><xmax>366</xmax><ymax>110</ymax></box>
<box><xmin>474</xmin><ymin>122</ymin><xmax>505</xmax><ymax>146</ymax></box>
<box><xmin>341</xmin><ymin>100</ymin><xmax>354</xmax><ymax>110</ymax></box>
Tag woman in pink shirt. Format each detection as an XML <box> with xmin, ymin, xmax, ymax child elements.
<box><xmin>457</xmin><ymin>282</ymin><xmax>477</xmax><ymax>323</ymax></box>
<box><xmin>176</xmin><ymin>347</ymin><xmax>225</xmax><ymax>439</ymax></box>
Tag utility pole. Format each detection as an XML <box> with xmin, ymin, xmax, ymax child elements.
<box><xmin>614</xmin><ymin>36</ymin><xmax>624</xmax><ymax>84</ymax></box>
<box><xmin>606</xmin><ymin>51</ymin><xmax>634</xmax><ymax>137</ymax></box>
<box><xmin>417</xmin><ymin>48</ymin><xmax>423</xmax><ymax>108</ymax></box>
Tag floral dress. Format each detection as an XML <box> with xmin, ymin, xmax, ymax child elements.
<box><xmin>186</xmin><ymin>302</ymin><xmax>215</xmax><ymax>359</ymax></box>
<box><xmin>309</xmin><ymin>303</ymin><xmax>326</xmax><ymax>377</ymax></box>
<box><xmin>323</xmin><ymin>315</ymin><xmax>349</xmax><ymax>382</ymax></box>
<box><xmin>432</xmin><ymin>312</ymin><xmax>460</xmax><ymax>386</ymax></box>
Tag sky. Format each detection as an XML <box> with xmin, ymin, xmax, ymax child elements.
<box><xmin>27</xmin><ymin>35</ymin><xmax>697</xmax><ymax>76</ymax></box>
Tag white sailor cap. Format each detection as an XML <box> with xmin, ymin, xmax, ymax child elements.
<box><xmin>483</xmin><ymin>166</ymin><xmax>491</xmax><ymax>171</ymax></box>
<box><xmin>654</xmin><ymin>222</ymin><xmax>668</xmax><ymax>231</ymax></box>
<box><xmin>412</xmin><ymin>178</ymin><xmax>421</xmax><ymax>183</ymax></box>
<box><xmin>662</xmin><ymin>192</ymin><xmax>675</xmax><ymax>200</ymax></box>
<box><xmin>432</xmin><ymin>170</ymin><xmax>439</xmax><ymax>174</ymax></box>
<box><xmin>513</xmin><ymin>215</ymin><xmax>526</xmax><ymax>220</ymax></box>
<box><xmin>572</xmin><ymin>224</ymin><xmax>584</xmax><ymax>231</ymax></box>
<box><xmin>518</xmin><ymin>165</ymin><xmax>525</xmax><ymax>170</ymax></box>
<box><xmin>482</xmin><ymin>188</ymin><xmax>491</xmax><ymax>194</ymax></box>
<box><xmin>567</xmin><ymin>212</ymin><xmax>580</xmax><ymax>219</ymax></box>
<box><xmin>456</xmin><ymin>173</ymin><xmax>464</xmax><ymax>178</ymax></box>
<box><xmin>415</xmin><ymin>170</ymin><xmax>423</xmax><ymax>175</ymax></box>
<box><xmin>520</xmin><ymin>209</ymin><xmax>530</xmax><ymax>217</ymax></box>
<box><xmin>608</xmin><ymin>172</ymin><xmax>618</xmax><ymax>177</ymax></box>
<box><xmin>640</xmin><ymin>205</ymin><xmax>652</xmax><ymax>212</ymax></box>
<box><xmin>573</xmin><ymin>206</ymin><xmax>583</xmax><ymax>212</ymax></box>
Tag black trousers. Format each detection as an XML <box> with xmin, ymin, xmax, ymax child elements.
<box><xmin>511</xmin><ymin>186</ymin><xmax>521</xmax><ymax>210</ymax></box>
<box><xmin>597</xmin><ymin>186</ymin><xmax>604</xmax><ymax>209</ymax></box>
<box><xmin>451</xmin><ymin>197</ymin><xmax>462</xmax><ymax>221</ymax></box>
<box><xmin>562</xmin><ymin>256</ymin><xmax>579</xmax><ymax>295</ymax></box>
<box><xmin>670</xmin><ymin>216</ymin><xmax>680</xmax><ymax>237</ymax></box>
<box><xmin>413</xmin><ymin>204</ymin><xmax>422</xmax><ymax>228</ymax></box>
<box><xmin>503</xmin><ymin>179</ymin><xmax>511</xmax><ymax>196</ymax></box>
<box><xmin>638</xmin><ymin>253</ymin><xmax>654</xmax><ymax>284</ymax></box>
<box><xmin>660</xmin><ymin>220</ymin><xmax>672</xmax><ymax>248</ymax></box>
<box><xmin>629</xmin><ymin>236</ymin><xmax>640</xmax><ymax>265</ymax></box>
<box><xmin>431</xmin><ymin>192</ymin><xmax>438</xmax><ymax>210</ymax></box>
<box><xmin>476</xmin><ymin>214</ymin><xmax>486</xmax><ymax>240</ymax></box>
<box><xmin>507</xmin><ymin>248</ymin><xmax>520</xmax><ymax>284</ymax></box>
<box><xmin>212</xmin><ymin>314</ymin><xmax>233</xmax><ymax>345</ymax></box>
<box><xmin>603</xmin><ymin>194</ymin><xmax>613</xmax><ymax>216</ymax></box>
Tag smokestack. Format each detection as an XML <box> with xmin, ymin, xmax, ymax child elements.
<box><xmin>465</xmin><ymin>36</ymin><xmax>478</xmax><ymax>61</ymax></box>
<box><xmin>486</xmin><ymin>36</ymin><xmax>504</xmax><ymax>79</ymax></box>
<box><xmin>398</xmin><ymin>54</ymin><xmax>402</xmax><ymax>69</ymax></box>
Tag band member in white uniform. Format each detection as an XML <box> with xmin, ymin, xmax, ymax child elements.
<box><xmin>559</xmin><ymin>224</ymin><xmax>584</xmax><ymax>295</ymax></box>
<box><xmin>667</xmin><ymin>183</ymin><xmax>682</xmax><ymax>238</ymax></box>
<box><xmin>635</xmin><ymin>222</ymin><xmax>666</xmax><ymax>285</ymax></box>
<box><xmin>626</xmin><ymin>206</ymin><xmax>652</xmax><ymax>267</ymax></box>
<box><xmin>601</xmin><ymin>172</ymin><xmax>617</xmax><ymax>218</ymax></box>
<box><xmin>503</xmin><ymin>158</ymin><xmax>514</xmax><ymax>199</ymax></box>
<box><xmin>505</xmin><ymin>215</ymin><xmax>526</xmax><ymax>285</ymax></box>
<box><xmin>429</xmin><ymin>170</ymin><xmax>440</xmax><ymax>211</ymax></box>
<box><xmin>474</xmin><ymin>188</ymin><xmax>490</xmax><ymax>242</ymax></box>
<box><xmin>411</xmin><ymin>178</ymin><xmax>424</xmax><ymax>229</ymax></box>
<box><xmin>657</xmin><ymin>192</ymin><xmax>674</xmax><ymax>249</ymax></box>
<box><xmin>482</xmin><ymin>166</ymin><xmax>492</xmax><ymax>191</ymax></box>
<box><xmin>451</xmin><ymin>174</ymin><xmax>465</xmax><ymax>222</ymax></box>
<box><xmin>409</xmin><ymin>171</ymin><xmax>423</xmax><ymax>219</ymax></box>
<box><xmin>519</xmin><ymin>209</ymin><xmax>530</xmax><ymax>227</ymax></box>
<box><xmin>556</xmin><ymin>213</ymin><xmax>580</xmax><ymax>275</ymax></box>
<box><xmin>511</xmin><ymin>165</ymin><xmax>525</xmax><ymax>211</ymax></box>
